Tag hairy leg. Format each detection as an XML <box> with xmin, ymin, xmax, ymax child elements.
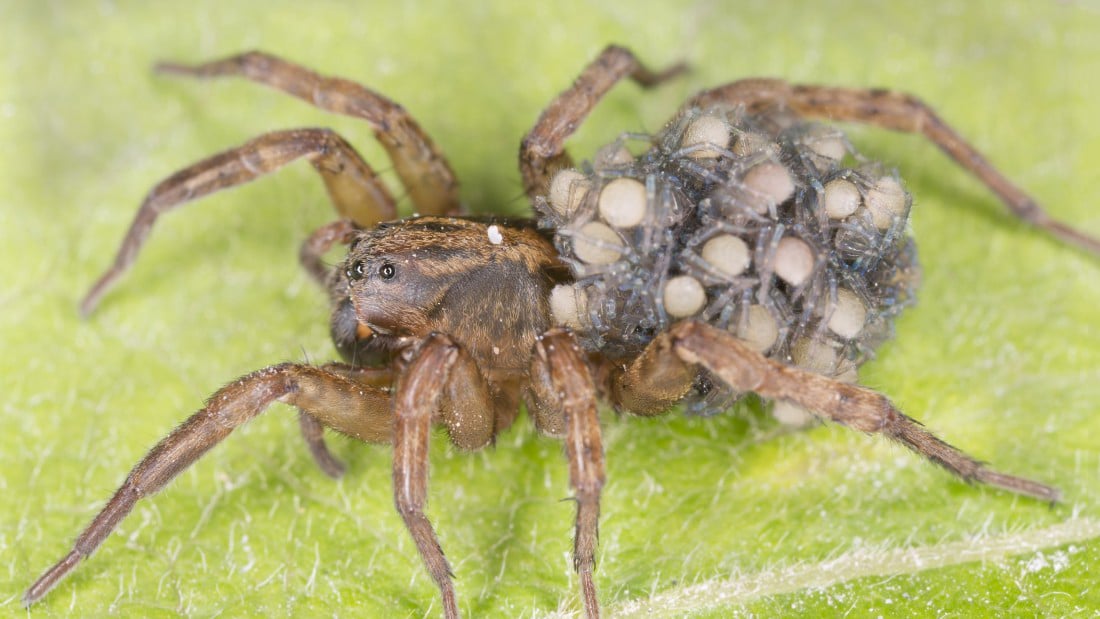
<box><xmin>668</xmin><ymin>321</ymin><xmax>1059</xmax><ymax>502</ymax></box>
<box><xmin>531</xmin><ymin>329</ymin><xmax>606</xmax><ymax>619</ymax></box>
<box><xmin>688</xmin><ymin>80</ymin><xmax>1100</xmax><ymax>256</ymax></box>
<box><xmin>158</xmin><ymin>51</ymin><xmax>460</xmax><ymax>217</ymax></box>
<box><xmin>391</xmin><ymin>334</ymin><xmax>461</xmax><ymax>619</ymax></box>
<box><xmin>299</xmin><ymin>218</ymin><xmax>359</xmax><ymax>285</ymax></box>
<box><xmin>82</xmin><ymin>128</ymin><xmax>394</xmax><ymax>315</ymax></box>
<box><xmin>605</xmin><ymin>331</ymin><xmax>696</xmax><ymax>416</ymax></box>
<box><xmin>298</xmin><ymin>410</ymin><xmax>346</xmax><ymax>478</ymax></box>
<box><xmin>296</xmin><ymin>363</ymin><xmax>396</xmax><ymax>479</ymax></box>
<box><xmin>23</xmin><ymin>363</ymin><xmax>393</xmax><ymax>606</ymax></box>
<box><xmin>519</xmin><ymin>45</ymin><xmax>686</xmax><ymax>199</ymax></box>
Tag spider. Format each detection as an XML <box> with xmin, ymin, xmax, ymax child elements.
<box><xmin>23</xmin><ymin>45</ymin><xmax>1098</xmax><ymax>618</ymax></box>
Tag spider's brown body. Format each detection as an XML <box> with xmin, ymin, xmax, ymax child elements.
<box><xmin>24</xmin><ymin>46</ymin><xmax>1097</xmax><ymax>618</ymax></box>
<box><xmin>341</xmin><ymin>216</ymin><xmax>568</xmax><ymax>440</ymax></box>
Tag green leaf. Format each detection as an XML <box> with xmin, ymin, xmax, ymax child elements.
<box><xmin>3</xmin><ymin>2</ymin><xmax>1098</xmax><ymax>617</ymax></box>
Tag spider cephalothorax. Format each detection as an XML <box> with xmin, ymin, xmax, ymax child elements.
<box><xmin>25</xmin><ymin>46</ymin><xmax>1096</xmax><ymax>618</ymax></box>
<box><xmin>342</xmin><ymin>216</ymin><xmax>562</xmax><ymax>364</ymax></box>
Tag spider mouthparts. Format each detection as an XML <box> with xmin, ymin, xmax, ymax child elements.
<box><xmin>366</xmin><ymin>322</ymin><xmax>392</xmax><ymax>336</ymax></box>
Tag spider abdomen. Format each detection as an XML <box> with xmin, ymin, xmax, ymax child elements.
<box><xmin>537</xmin><ymin>105</ymin><xmax>921</xmax><ymax>414</ymax></box>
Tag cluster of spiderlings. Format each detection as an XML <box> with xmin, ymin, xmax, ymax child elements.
<box><xmin>534</xmin><ymin>104</ymin><xmax>922</xmax><ymax>415</ymax></box>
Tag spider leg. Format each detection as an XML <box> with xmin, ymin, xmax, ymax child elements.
<box><xmin>688</xmin><ymin>80</ymin><xmax>1100</xmax><ymax>256</ymax></box>
<box><xmin>299</xmin><ymin>218</ymin><xmax>360</xmax><ymax>285</ymax></box>
<box><xmin>669</xmin><ymin>321</ymin><xmax>1060</xmax><ymax>502</ymax></box>
<box><xmin>530</xmin><ymin>329</ymin><xmax>605</xmax><ymax>619</ymax></box>
<box><xmin>298</xmin><ymin>409</ymin><xmax>346</xmax><ymax>479</ymax></box>
<box><xmin>23</xmin><ymin>362</ymin><xmax>394</xmax><ymax>607</ymax></box>
<box><xmin>296</xmin><ymin>363</ymin><xmax>396</xmax><ymax>479</ymax></box>
<box><xmin>157</xmin><ymin>51</ymin><xmax>460</xmax><ymax>217</ymax></box>
<box><xmin>605</xmin><ymin>330</ymin><xmax>696</xmax><ymax>416</ymax></box>
<box><xmin>81</xmin><ymin>127</ymin><xmax>395</xmax><ymax>315</ymax></box>
<box><xmin>520</xmin><ymin>45</ymin><xmax>687</xmax><ymax>200</ymax></box>
<box><xmin>386</xmin><ymin>334</ymin><xmax>504</xmax><ymax>618</ymax></box>
<box><xmin>391</xmin><ymin>334</ymin><xmax>461</xmax><ymax>619</ymax></box>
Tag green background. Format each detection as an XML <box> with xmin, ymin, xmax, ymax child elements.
<box><xmin>3</xmin><ymin>1</ymin><xmax>1099</xmax><ymax>617</ymax></box>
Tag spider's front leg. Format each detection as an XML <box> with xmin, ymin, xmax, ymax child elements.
<box><xmin>81</xmin><ymin>127</ymin><xmax>395</xmax><ymax>315</ymax></box>
<box><xmin>391</xmin><ymin>334</ymin><xmax>460</xmax><ymax>618</ymax></box>
<box><xmin>299</xmin><ymin>217</ymin><xmax>361</xmax><ymax>286</ymax></box>
<box><xmin>389</xmin><ymin>333</ymin><xmax>500</xmax><ymax>619</ymax></box>
<box><xmin>529</xmin><ymin>329</ymin><xmax>605</xmax><ymax>619</ymax></box>
<box><xmin>85</xmin><ymin>50</ymin><xmax>466</xmax><ymax>315</ymax></box>
<box><xmin>668</xmin><ymin>321</ymin><xmax>1060</xmax><ymax>502</ymax></box>
<box><xmin>298</xmin><ymin>363</ymin><xmax>396</xmax><ymax>479</ymax></box>
<box><xmin>23</xmin><ymin>363</ymin><xmax>394</xmax><ymax>606</ymax></box>
<box><xmin>157</xmin><ymin>51</ymin><xmax>460</xmax><ymax>217</ymax></box>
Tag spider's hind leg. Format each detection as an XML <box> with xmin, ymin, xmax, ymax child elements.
<box><xmin>688</xmin><ymin>80</ymin><xmax>1100</xmax><ymax>256</ymax></box>
<box><xmin>669</xmin><ymin>321</ymin><xmax>1059</xmax><ymax>502</ymax></box>
<box><xmin>519</xmin><ymin>45</ymin><xmax>687</xmax><ymax>200</ymax></box>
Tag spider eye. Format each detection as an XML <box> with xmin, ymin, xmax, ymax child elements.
<box><xmin>347</xmin><ymin>260</ymin><xmax>366</xmax><ymax>281</ymax></box>
<box><xmin>379</xmin><ymin>263</ymin><xmax>396</xmax><ymax>280</ymax></box>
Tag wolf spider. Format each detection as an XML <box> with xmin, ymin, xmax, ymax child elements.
<box><xmin>24</xmin><ymin>46</ymin><xmax>1096</xmax><ymax>618</ymax></box>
